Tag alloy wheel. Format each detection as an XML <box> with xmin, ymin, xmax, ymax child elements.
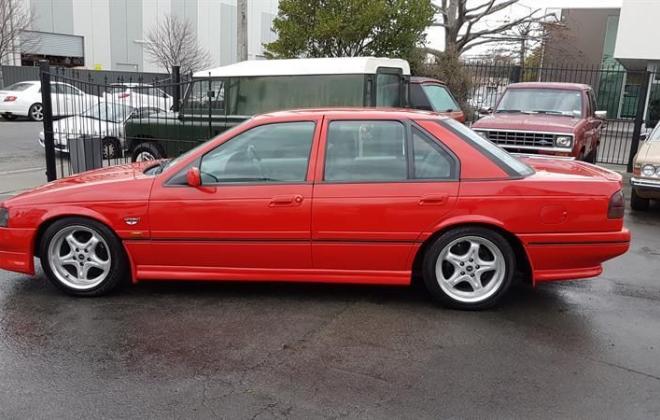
<box><xmin>47</xmin><ymin>225</ymin><xmax>111</xmax><ymax>290</ymax></box>
<box><xmin>435</xmin><ymin>235</ymin><xmax>506</xmax><ymax>304</ymax></box>
<box><xmin>30</xmin><ymin>104</ymin><xmax>43</xmax><ymax>121</ymax></box>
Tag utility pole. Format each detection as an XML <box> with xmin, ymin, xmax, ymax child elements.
<box><xmin>237</xmin><ymin>0</ymin><xmax>248</xmax><ymax>62</ymax></box>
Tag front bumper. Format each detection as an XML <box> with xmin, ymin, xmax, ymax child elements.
<box><xmin>631</xmin><ymin>176</ymin><xmax>660</xmax><ymax>191</ymax></box>
<box><xmin>519</xmin><ymin>229</ymin><xmax>631</xmax><ymax>285</ymax></box>
<box><xmin>38</xmin><ymin>133</ymin><xmax>70</xmax><ymax>153</ymax></box>
<box><xmin>0</xmin><ymin>227</ymin><xmax>36</xmax><ymax>275</ymax></box>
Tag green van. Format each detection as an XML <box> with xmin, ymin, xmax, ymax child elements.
<box><xmin>124</xmin><ymin>57</ymin><xmax>462</xmax><ymax>161</ymax></box>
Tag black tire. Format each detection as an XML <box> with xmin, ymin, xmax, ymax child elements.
<box><xmin>1</xmin><ymin>113</ymin><xmax>17</xmax><ymax>121</ymax></box>
<box><xmin>422</xmin><ymin>226</ymin><xmax>516</xmax><ymax>310</ymax></box>
<box><xmin>631</xmin><ymin>188</ymin><xmax>650</xmax><ymax>211</ymax></box>
<box><xmin>39</xmin><ymin>217</ymin><xmax>129</xmax><ymax>296</ymax></box>
<box><xmin>131</xmin><ymin>142</ymin><xmax>163</xmax><ymax>162</ymax></box>
<box><xmin>102</xmin><ymin>137</ymin><xmax>122</xmax><ymax>159</ymax></box>
<box><xmin>28</xmin><ymin>103</ymin><xmax>44</xmax><ymax>121</ymax></box>
<box><xmin>584</xmin><ymin>146</ymin><xmax>597</xmax><ymax>163</ymax></box>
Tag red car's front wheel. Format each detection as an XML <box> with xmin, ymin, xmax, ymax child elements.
<box><xmin>39</xmin><ymin>217</ymin><xmax>129</xmax><ymax>296</ymax></box>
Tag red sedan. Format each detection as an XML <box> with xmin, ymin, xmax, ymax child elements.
<box><xmin>0</xmin><ymin>109</ymin><xmax>630</xmax><ymax>309</ymax></box>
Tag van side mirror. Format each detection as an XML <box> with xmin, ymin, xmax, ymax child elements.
<box><xmin>186</xmin><ymin>167</ymin><xmax>201</xmax><ymax>187</ymax></box>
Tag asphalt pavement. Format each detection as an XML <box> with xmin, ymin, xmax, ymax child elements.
<box><xmin>0</xmin><ymin>120</ymin><xmax>47</xmax><ymax>198</ymax></box>
<box><xmin>0</xmin><ymin>120</ymin><xmax>659</xmax><ymax>418</ymax></box>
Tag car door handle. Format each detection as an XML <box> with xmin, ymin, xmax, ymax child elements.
<box><xmin>419</xmin><ymin>194</ymin><xmax>449</xmax><ymax>205</ymax></box>
<box><xmin>269</xmin><ymin>194</ymin><xmax>304</xmax><ymax>206</ymax></box>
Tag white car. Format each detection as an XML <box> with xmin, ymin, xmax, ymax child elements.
<box><xmin>103</xmin><ymin>83</ymin><xmax>173</xmax><ymax>112</ymax></box>
<box><xmin>38</xmin><ymin>102</ymin><xmax>161</xmax><ymax>159</ymax></box>
<box><xmin>0</xmin><ymin>81</ymin><xmax>99</xmax><ymax>121</ymax></box>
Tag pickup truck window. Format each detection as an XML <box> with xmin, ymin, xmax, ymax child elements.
<box><xmin>421</xmin><ymin>84</ymin><xmax>460</xmax><ymax>112</ymax></box>
<box><xmin>497</xmin><ymin>88</ymin><xmax>583</xmax><ymax>117</ymax></box>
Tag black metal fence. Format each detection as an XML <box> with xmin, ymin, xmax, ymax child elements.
<box><xmin>34</xmin><ymin>60</ymin><xmax>652</xmax><ymax>180</ymax></box>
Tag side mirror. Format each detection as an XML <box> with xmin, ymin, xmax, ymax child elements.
<box><xmin>186</xmin><ymin>167</ymin><xmax>201</xmax><ymax>187</ymax></box>
<box><xmin>641</xmin><ymin>130</ymin><xmax>651</xmax><ymax>141</ymax></box>
<box><xmin>595</xmin><ymin>110</ymin><xmax>607</xmax><ymax>119</ymax></box>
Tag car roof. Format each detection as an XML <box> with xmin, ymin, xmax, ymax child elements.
<box><xmin>411</xmin><ymin>76</ymin><xmax>447</xmax><ymax>85</ymax></box>
<box><xmin>507</xmin><ymin>82</ymin><xmax>591</xmax><ymax>91</ymax></box>
<box><xmin>254</xmin><ymin>107</ymin><xmax>443</xmax><ymax>121</ymax></box>
<box><xmin>195</xmin><ymin>57</ymin><xmax>411</xmax><ymax>78</ymax></box>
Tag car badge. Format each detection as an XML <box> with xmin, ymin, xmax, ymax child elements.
<box><xmin>124</xmin><ymin>217</ymin><xmax>140</xmax><ymax>226</ymax></box>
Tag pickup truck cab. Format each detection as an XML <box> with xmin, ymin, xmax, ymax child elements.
<box><xmin>472</xmin><ymin>82</ymin><xmax>606</xmax><ymax>162</ymax></box>
<box><xmin>124</xmin><ymin>57</ymin><xmax>464</xmax><ymax>161</ymax></box>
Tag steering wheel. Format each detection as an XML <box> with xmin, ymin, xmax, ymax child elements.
<box><xmin>246</xmin><ymin>144</ymin><xmax>271</xmax><ymax>179</ymax></box>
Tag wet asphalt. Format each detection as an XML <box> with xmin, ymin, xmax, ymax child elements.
<box><xmin>1</xmin><ymin>122</ymin><xmax>659</xmax><ymax>418</ymax></box>
<box><xmin>0</xmin><ymin>203</ymin><xmax>659</xmax><ymax>419</ymax></box>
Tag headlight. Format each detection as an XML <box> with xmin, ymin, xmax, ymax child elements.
<box><xmin>642</xmin><ymin>164</ymin><xmax>656</xmax><ymax>177</ymax></box>
<box><xmin>0</xmin><ymin>207</ymin><xmax>8</xmax><ymax>227</ymax></box>
<box><xmin>656</xmin><ymin>166</ymin><xmax>660</xmax><ymax>176</ymax></box>
<box><xmin>476</xmin><ymin>131</ymin><xmax>489</xmax><ymax>139</ymax></box>
<box><xmin>555</xmin><ymin>136</ymin><xmax>572</xmax><ymax>148</ymax></box>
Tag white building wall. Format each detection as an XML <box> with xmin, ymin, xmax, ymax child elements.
<box><xmin>17</xmin><ymin>0</ymin><xmax>279</xmax><ymax>72</ymax></box>
<box><xmin>614</xmin><ymin>0</ymin><xmax>660</xmax><ymax>69</ymax></box>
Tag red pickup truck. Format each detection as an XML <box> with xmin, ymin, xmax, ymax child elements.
<box><xmin>472</xmin><ymin>82</ymin><xmax>605</xmax><ymax>162</ymax></box>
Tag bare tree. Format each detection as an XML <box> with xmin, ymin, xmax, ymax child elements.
<box><xmin>0</xmin><ymin>0</ymin><xmax>35</xmax><ymax>87</ymax></box>
<box><xmin>144</xmin><ymin>14</ymin><xmax>211</xmax><ymax>74</ymax></box>
<box><xmin>429</xmin><ymin>0</ymin><xmax>553</xmax><ymax>56</ymax></box>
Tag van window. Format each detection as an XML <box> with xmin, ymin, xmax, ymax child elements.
<box><xmin>184</xmin><ymin>79</ymin><xmax>225</xmax><ymax>113</ymax></box>
<box><xmin>376</xmin><ymin>73</ymin><xmax>401</xmax><ymax>107</ymax></box>
<box><xmin>227</xmin><ymin>75</ymin><xmax>364</xmax><ymax>116</ymax></box>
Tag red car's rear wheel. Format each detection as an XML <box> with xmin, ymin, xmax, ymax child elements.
<box><xmin>423</xmin><ymin>227</ymin><xmax>515</xmax><ymax>310</ymax></box>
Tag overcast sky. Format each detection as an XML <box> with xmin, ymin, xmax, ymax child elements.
<box><xmin>426</xmin><ymin>0</ymin><xmax>623</xmax><ymax>51</ymax></box>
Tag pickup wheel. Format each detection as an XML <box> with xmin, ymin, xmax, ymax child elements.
<box><xmin>631</xmin><ymin>188</ymin><xmax>650</xmax><ymax>211</ymax></box>
<box><xmin>584</xmin><ymin>146</ymin><xmax>597</xmax><ymax>163</ymax></box>
<box><xmin>422</xmin><ymin>227</ymin><xmax>515</xmax><ymax>310</ymax></box>
<box><xmin>131</xmin><ymin>142</ymin><xmax>164</xmax><ymax>162</ymax></box>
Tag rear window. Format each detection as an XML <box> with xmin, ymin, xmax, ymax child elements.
<box><xmin>443</xmin><ymin>119</ymin><xmax>534</xmax><ymax>177</ymax></box>
<box><xmin>5</xmin><ymin>82</ymin><xmax>34</xmax><ymax>91</ymax></box>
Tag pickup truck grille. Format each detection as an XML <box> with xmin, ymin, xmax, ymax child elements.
<box><xmin>476</xmin><ymin>130</ymin><xmax>558</xmax><ymax>148</ymax></box>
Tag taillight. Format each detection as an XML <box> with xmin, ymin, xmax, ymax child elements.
<box><xmin>3</xmin><ymin>96</ymin><xmax>17</xmax><ymax>102</ymax></box>
<box><xmin>118</xmin><ymin>92</ymin><xmax>130</xmax><ymax>99</ymax></box>
<box><xmin>608</xmin><ymin>190</ymin><xmax>625</xmax><ymax>219</ymax></box>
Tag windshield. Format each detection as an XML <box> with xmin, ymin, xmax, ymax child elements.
<box><xmin>82</xmin><ymin>103</ymin><xmax>135</xmax><ymax>123</ymax></box>
<box><xmin>443</xmin><ymin>118</ymin><xmax>534</xmax><ymax>177</ymax></box>
<box><xmin>648</xmin><ymin>122</ymin><xmax>660</xmax><ymax>141</ymax></box>
<box><xmin>4</xmin><ymin>82</ymin><xmax>34</xmax><ymax>91</ymax></box>
<box><xmin>496</xmin><ymin>88</ymin><xmax>583</xmax><ymax>116</ymax></box>
<box><xmin>422</xmin><ymin>84</ymin><xmax>460</xmax><ymax>112</ymax></box>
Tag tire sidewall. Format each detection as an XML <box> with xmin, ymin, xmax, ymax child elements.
<box><xmin>131</xmin><ymin>142</ymin><xmax>163</xmax><ymax>162</ymax></box>
<box><xmin>39</xmin><ymin>217</ymin><xmax>128</xmax><ymax>296</ymax></box>
<box><xmin>423</xmin><ymin>227</ymin><xmax>516</xmax><ymax>310</ymax></box>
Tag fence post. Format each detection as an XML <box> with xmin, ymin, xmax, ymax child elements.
<box><xmin>172</xmin><ymin>65</ymin><xmax>181</xmax><ymax>113</ymax></box>
<box><xmin>510</xmin><ymin>65</ymin><xmax>522</xmax><ymax>83</ymax></box>
<box><xmin>627</xmin><ymin>70</ymin><xmax>651</xmax><ymax>172</ymax></box>
<box><xmin>39</xmin><ymin>60</ymin><xmax>57</xmax><ymax>182</ymax></box>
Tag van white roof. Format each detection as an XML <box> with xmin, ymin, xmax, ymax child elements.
<box><xmin>194</xmin><ymin>57</ymin><xmax>411</xmax><ymax>78</ymax></box>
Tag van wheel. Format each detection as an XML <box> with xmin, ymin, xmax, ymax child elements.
<box><xmin>631</xmin><ymin>188</ymin><xmax>650</xmax><ymax>211</ymax></box>
<box><xmin>423</xmin><ymin>227</ymin><xmax>515</xmax><ymax>310</ymax></box>
<box><xmin>39</xmin><ymin>217</ymin><xmax>129</xmax><ymax>296</ymax></box>
<box><xmin>131</xmin><ymin>142</ymin><xmax>163</xmax><ymax>162</ymax></box>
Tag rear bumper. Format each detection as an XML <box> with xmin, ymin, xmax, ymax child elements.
<box><xmin>0</xmin><ymin>227</ymin><xmax>36</xmax><ymax>275</ymax></box>
<box><xmin>0</xmin><ymin>102</ymin><xmax>28</xmax><ymax>116</ymax></box>
<box><xmin>519</xmin><ymin>229</ymin><xmax>630</xmax><ymax>284</ymax></box>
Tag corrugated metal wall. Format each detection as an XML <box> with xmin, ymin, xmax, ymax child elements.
<box><xmin>0</xmin><ymin>66</ymin><xmax>167</xmax><ymax>91</ymax></box>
